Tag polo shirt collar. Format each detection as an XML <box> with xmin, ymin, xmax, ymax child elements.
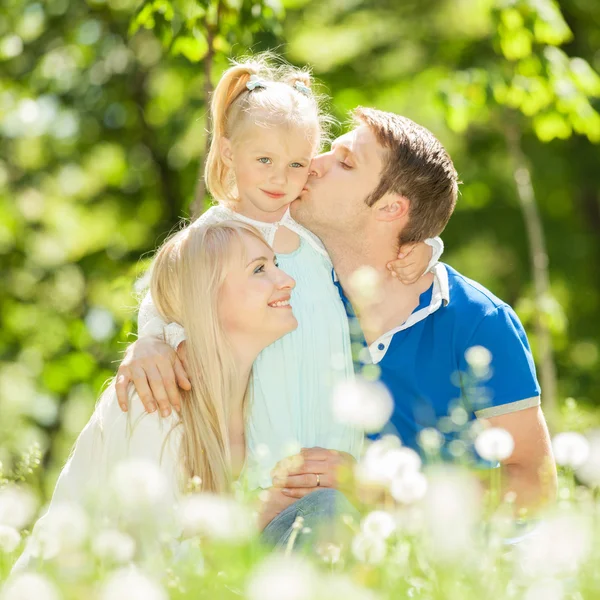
<box><xmin>368</xmin><ymin>263</ymin><xmax>450</xmax><ymax>364</ymax></box>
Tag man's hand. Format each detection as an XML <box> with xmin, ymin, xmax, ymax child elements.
<box><xmin>271</xmin><ymin>447</ymin><xmax>356</xmax><ymax>499</ymax></box>
<box><xmin>386</xmin><ymin>241</ymin><xmax>434</xmax><ymax>285</ymax></box>
<box><xmin>115</xmin><ymin>337</ymin><xmax>191</xmax><ymax>417</ymax></box>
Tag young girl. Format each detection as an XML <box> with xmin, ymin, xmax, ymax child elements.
<box><xmin>125</xmin><ymin>55</ymin><xmax>443</xmax><ymax>490</ymax></box>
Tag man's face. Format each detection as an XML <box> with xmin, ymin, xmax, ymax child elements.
<box><xmin>291</xmin><ymin>125</ymin><xmax>384</xmax><ymax>239</ymax></box>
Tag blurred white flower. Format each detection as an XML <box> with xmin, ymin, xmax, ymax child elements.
<box><xmin>552</xmin><ymin>432</ymin><xmax>590</xmax><ymax>468</ymax></box>
<box><xmin>0</xmin><ymin>524</ymin><xmax>21</xmax><ymax>553</ymax></box>
<box><xmin>464</xmin><ymin>345</ymin><xmax>492</xmax><ymax>378</ymax></box>
<box><xmin>391</xmin><ymin>470</ymin><xmax>428</xmax><ymax>504</ymax></box>
<box><xmin>316</xmin><ymin>542</ymin><xmax>342</xmax><ymax>565</ymax></box>
<box><xmin>99</xmin><ymin>567</ymin><xmax>167</xmax><ymax>600</ymax></box>
<box><xmin>351</xmin><ymin>531</ymin><xmax>387</xmax><ymax>565</ymax></box>
<box><xmin>423</xmin><ymin>467</ymin><xmax>481</xmax><ymax>561</ymax></box>
<box><xmin>92</xmin><ymin>529</ymin><xmax>136</xmax><ymax>564</ymax></box>
<box><xmin>321</xmin><ymin>574</ymin><xmax>379</xmax><ymax>600</ymax></box>
<box><xmin>0</xmin><ymin>572</ymin><xmax>60</xmax><ymax>600</ymax></box>
<box><xmin>576</xmin><ymin>430</ymin><xmax>600</xmax><ymax>487</ymax></box>
<box><xmin>332</xmin><ymin>378</ymin><xmax>393</xmax><ymax>433</ymax></box>
<box><xmin>518</xmin><ymin>514</ymin><xmax>591</xmax><ymax>578</ymax></box>
<box><xmin>0</xmin><ymin>485</ymin><xmax>37</xmax><ymax>529</ymax></box>
<box><xmin>361</xmin><ymin>511</ymin><xmax>396</xmax><ymax>540</ymax></box>
<box><xmin>356</xmin><ymin>439</ymin><xmax>420</xmax><ymax>486</ymax></box>
<box><xmin>247</xmin><ymin>555</ymin><xmax>319</xmax><ymax>600</ymax></box>
<box><xmin>475</xmin><ymin>427</ymin><xmax>514</xmax><ymax>462</ymax></box>
<box><xmin>524</xmin><ymin>579</ymin><xmax>564</xmax><ymax>600</ymax></box>
<box><xmin>180</xmin><ymin>493</ymin><xmax>255</xmax><ymax>543</ymax></box>
<box><xmin>348</xmin><ymin>266</ymin><xmax>382</xmax><ymax>304</ymax></box>
<box><xmin>111</xmin><ymin>459</ymin><xmax>169</xmax><ymax>512</ymax></box>
<box><xmin>418</xmin><ymin>427</ymin><xmax>444</xmax><ymax>453</ymax></box>
<box><xmin>29</xmin><ymin>502</ymin><xmax>89</xmax><ymax>560</ymax></box>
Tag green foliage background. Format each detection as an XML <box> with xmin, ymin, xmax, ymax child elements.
<box><xmin>0</xmin><ymin>0</ymin><xmax>599</xmax><ymax>501</ymax></box>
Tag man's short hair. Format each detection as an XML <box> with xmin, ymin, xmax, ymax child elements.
<box><xmin>353</xmin><ymin>107</ymin><xmax>459</xmax><ymax>244</ymax></box>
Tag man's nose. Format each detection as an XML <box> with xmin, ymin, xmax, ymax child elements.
<box><xmin>308</xmin><ymin>152</ymin><xmax>331</xmax><ymax>179</ymax></box>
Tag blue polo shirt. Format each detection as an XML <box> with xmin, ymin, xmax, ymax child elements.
<box><xmin>336</xmin><ymin>263</ymin><xmax>541</xmax><ymax>453</ymax></box>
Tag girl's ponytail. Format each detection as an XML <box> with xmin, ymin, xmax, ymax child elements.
<box><xmin>204</xmin><ymin>62</ymin><xmax>263</xmax><ymax>203</ymax></box>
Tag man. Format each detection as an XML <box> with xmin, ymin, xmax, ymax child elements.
<box><xmin>117</xmin><ymin>108</ymin><xmax>556</xmax><ymax>516</ymax></box>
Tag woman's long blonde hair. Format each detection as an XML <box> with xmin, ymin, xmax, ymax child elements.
<box><xmin>148</xmin><ymin>220</ymin><xmax>265</xmax><ymax>493</ymax></box>
<box><xmin>205</xmin><ymin>53</ymin><xmax>330</xmax><ymax>204</ymax></box>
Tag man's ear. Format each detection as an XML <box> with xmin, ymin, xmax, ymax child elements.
<box><xmin>220</xmin><ymin>137</ymin><xmax>234</xmax><ymax>167</ymax></box>
<box><xmin>375</xmin><ymin>194</ymin><xmax>409</xmax><ymax>222</ymax></box>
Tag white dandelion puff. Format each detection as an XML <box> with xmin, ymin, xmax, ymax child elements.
<box><xmin>247</xmin><ymin>555</ymin><xmax>319</xmax><ymax>600</ymax></box>
<box><xmin>0</xmin><ymin>572</ymin><xmax>60</xmax><ymax>600</ymax></box>
<box><xmin>361</xmin><ymin>511</ymin><xmax>396</xmax><ymax>540</ymax></box>
<box><xmin>332</xmin><ymin>378</ymin><xmax>393</xmax><ymax>433</ymax></box>
<box><xmin>0</xmin><ymin>524</ymin><xmax>21</xmax><ymax>554</ymax></box>
<box><xmin>475</xmin><ymin>427</ymin><xmax>514</xmax><ymax>462</ymax></box>
<box><xmin>552</xmin><ymin>432</ymin><xmax>590</xmax><ymax>468</ymax></box>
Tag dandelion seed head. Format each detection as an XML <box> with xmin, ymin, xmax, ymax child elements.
<box><xmin>475</xmin><ymin>427</ymin><xmax>514</xmax><ymax>462</ymax></box>
<box><xmin>351</xmin><ymin>531</ymin><xmax>387</xmax><ymax>565</ymax></box>
<box><xmin>247</xmin><ymin>555</ymin><xmax>319</xmax><ymax>600</ymax></box>
<box><xmin>0</xmin><ymin>572</ymin><xmax>60</xmax><ymax>600</ymax></box>
<box><xmin>332</xmin><ymin>379</ymin><xmax>393</xmax><ymax>433</ymax></box>
<box><xmin>99</xmin><ymin>567</ymin><xmax>167</xmax><ymax>600</ymax></box>
<box><xmin>0</xmin><ymin>485</ymin><xmax>38</xmax><ymax>530</ymax></box>
<box><xmin>361</xmin><ymin>510</ymin><xmax>396</xmax><ymax>540</ymax></box>
<box><xmin>179</xmin><ymin>493</ymin><xmax>255</xmax><ymax>542</ymax></box>
<box><xmin>391</xmin><ymin>470</ymin><xmax>428</xmax><ymax>504</ymax></box>
<box><xmin>0</xmin><ymin>524</ymin><xmax>21</xmax><ymax>553</ymax></box>
<box><xmin>552</xmin><ymin>432</ymin><xmax>590</xmax><ymax>468</ymax></box>
<box><xmin>92</xmin><ymin>529</ymin><xmax>136</xmax><ymax>564</ymax></box>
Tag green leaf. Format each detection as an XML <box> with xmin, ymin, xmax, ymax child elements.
<box><xmin>533</xmin><ymin>110</ymin><xmax>572</xmax><ymax>142</ymax></box>
<box><xmin>171</xmin><ymin>34</ymin><xmax>208</xmax><ymax>62</ymax></box>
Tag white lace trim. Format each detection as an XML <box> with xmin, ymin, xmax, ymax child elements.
<box><xmin>192</xmin><ymin>204</ymin><xmax>330</xmax><ymax>259</ymax></box>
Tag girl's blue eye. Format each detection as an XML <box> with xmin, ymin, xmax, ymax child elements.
<box><xmin>258</xmin><ymin>157</ymin><xmax>271</xmax><ymax>164</ymax></box>
<box><xmin>254</xmin><ymin>264</ymin><xmax>265</xmax><ymax>274</ymax></box>
<box><xmin>290</xmin><ymin>162</ymin><xmax>305</xmax><ymax>168</ymax></box>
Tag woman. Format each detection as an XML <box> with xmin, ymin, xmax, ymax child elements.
<box><xmin>13</xmin><ymin>220</ymin><xmax>297</xmax><ymax>571</ymax></box>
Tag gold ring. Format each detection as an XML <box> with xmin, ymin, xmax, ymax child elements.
<box><xmin>316</xmin><ymin>473</ymin><xmax>320</xmax><ymax>487</ymax></box>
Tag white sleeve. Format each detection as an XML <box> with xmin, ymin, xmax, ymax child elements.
<box><xmin>424</xmin><ymin>236</ymin><xmax>444</xmax><ymax>273</ymax></box>
<box><xmin>137</xmin><ymin>290</ymin><xmax>187</xmax><ymax>350</ymax></box>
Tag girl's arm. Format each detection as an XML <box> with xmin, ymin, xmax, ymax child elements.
<box><xmin>386</xmin><ymin>236</ymin><xmax>444</xmax><ymax>284</ymax></box>
<box><xmin>115</xmin><ymin>290</ymin><xmax>191</xmax><ymax>417</ymax></box>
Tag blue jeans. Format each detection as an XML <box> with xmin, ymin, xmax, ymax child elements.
<box><xmin>261</xmin><ymin>488</ymin><xmax>358</xmax><ymax>551</ymax></box>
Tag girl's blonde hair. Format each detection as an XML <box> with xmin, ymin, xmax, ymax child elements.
<box><xmin>149</xmin><ymin>220</ymin><xmax>265</xmax><ymax>493</ymax></box>
<box><xmin>205</xmin><ymin>53</ymin><xmax>329</xmax><ymax>204</ymax></box>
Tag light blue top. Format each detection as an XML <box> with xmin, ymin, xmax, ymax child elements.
<box><xmin>245</xmin><ymin>237</ymin><xmax>363</xmax><ymax>489</ymax></box>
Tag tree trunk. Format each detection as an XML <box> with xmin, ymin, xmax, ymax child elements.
<box><xmin>505</xmin><ymin>122</ymin><xmax>558</xmax><ymax>427</ymax></box>
<box><xmin>190</xmin><ymin>5</ymin><xmax>219</xmax><ymax>218</ymax></box>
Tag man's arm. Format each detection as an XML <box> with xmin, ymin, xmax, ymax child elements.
<box><xmin>485</xmin><ymin>405</ymin><xmax>557</xmax><ymax>510</ymax></box>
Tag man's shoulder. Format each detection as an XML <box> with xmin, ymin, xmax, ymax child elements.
<box><xmin>442</xmin><ymin>263</ymin><xmax>509</xmax><ymax>319</ymax></box>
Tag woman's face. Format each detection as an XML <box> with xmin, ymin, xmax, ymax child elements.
<box><xmin>219</xmin><ymin>233</ymin><xmax>297</xmax><ymax>353</ymax></box>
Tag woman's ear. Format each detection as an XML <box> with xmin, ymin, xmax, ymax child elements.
<box><xmin>375</xmin><ymin>194</ymin><xmax>409</xmax><ymax>222</ymax></box>
<box><xmin>220</xmin><ymin>137</ymin><xmax>234</xmax><ymax>167</ymax></box>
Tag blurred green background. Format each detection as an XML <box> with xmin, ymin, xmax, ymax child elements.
<box><xmin>1</xmin><ymin>0</ymin><xmax>599</xmax><ymax>500</ymax></box>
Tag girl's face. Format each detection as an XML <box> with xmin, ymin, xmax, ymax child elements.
<box><xmin>218</xmin><ymin>232</ymin><xmax>297</xmax><ymax>353</ymax></box>
<box><xmin>221</xmin><ymin>124</ymin><xmax>316</xmax><ymax>222</ymax></box>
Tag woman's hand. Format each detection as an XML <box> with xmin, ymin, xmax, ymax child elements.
<box><xmin>115</xmin><ymin>338</ymin><xmax>191</xmax><ymax>416</ymax></box>
<box><xmin>386</xmin><ymin>241</ymin><xmax>434</xmax><ymax>284</ymax></box>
